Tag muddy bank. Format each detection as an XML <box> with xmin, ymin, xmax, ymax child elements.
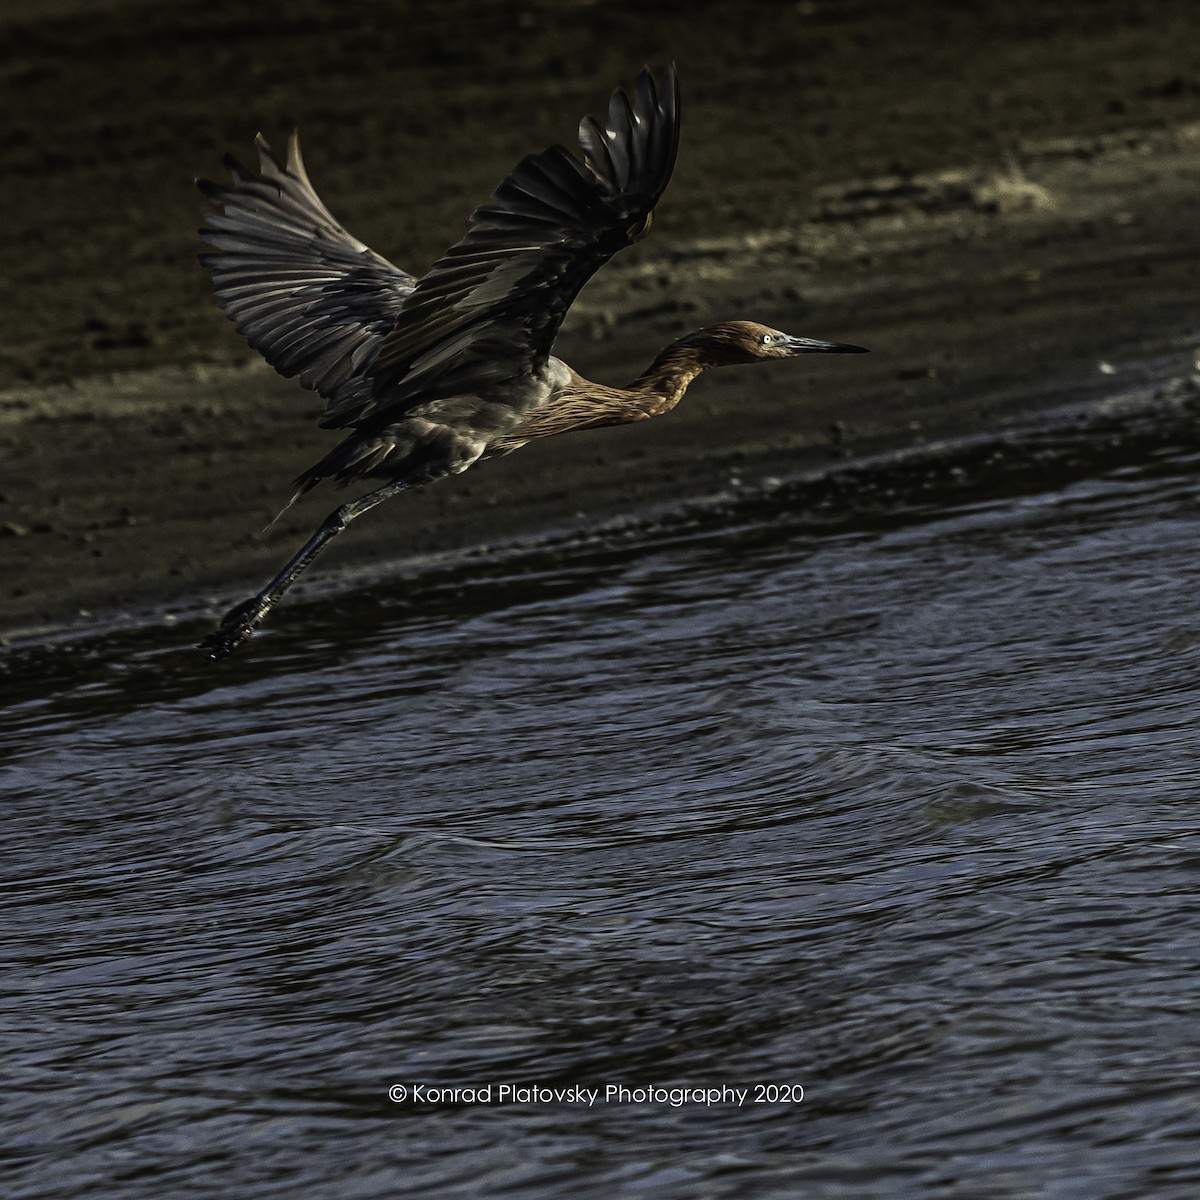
<box><xmin>1</xmin><ymin>0</ymin><xmax>1199</xmax><ymax>640</ymax></box>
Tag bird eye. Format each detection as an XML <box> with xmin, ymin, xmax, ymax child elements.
<box><xmin>760</xmin><ymin>333</ymin><xmax>773</xmax><ymax>345</ymax></box>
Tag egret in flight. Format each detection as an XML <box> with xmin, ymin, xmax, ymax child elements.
<box><xmin>197</xmin><ymin>67</ymin><xmax>866</xmax><ymax>658</ymax></box>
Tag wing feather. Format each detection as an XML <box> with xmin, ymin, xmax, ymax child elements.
<box><xmin>197</xmin><ymin>131</ymin><xmax>416</xmax><ymax>413</ymax></box>
<box><xmin>339</xmin><ymin>65</ymin><xmax>681</xmax><ymax>429</ymax></box>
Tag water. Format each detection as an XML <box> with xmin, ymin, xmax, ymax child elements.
<box><xmin>4</xmin><ymin>401</ymin><xmax>1200</xmax><ymax>1198</ymax></box>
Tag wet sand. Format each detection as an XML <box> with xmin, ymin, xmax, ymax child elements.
<box><xmin>1</xmin><ymin>0</ymin><xmax>1199</xmax><ymax>640</ymax></box>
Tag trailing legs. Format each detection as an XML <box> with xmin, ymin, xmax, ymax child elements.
<box><xmin>199</xmin><ymin>480</ymin><xmax>410</xmax><ymax>659</ymax></box>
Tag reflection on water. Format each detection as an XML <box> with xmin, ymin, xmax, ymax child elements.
<box><xmin>4</xmin><ymin>402</ymin><xmax>1200</xmax><ymax>1198</ymax></box>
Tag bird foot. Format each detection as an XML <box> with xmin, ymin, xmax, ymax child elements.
<box><xmin>198</xmin><ymin>595</ymin><xmax>272</xmax><ymax>660</ymax></box>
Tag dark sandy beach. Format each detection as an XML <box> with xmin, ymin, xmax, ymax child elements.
<box><xmin>1</xmin><ymin>0</ymin><xmax>1198</xmax><ymax>640</ymax></box>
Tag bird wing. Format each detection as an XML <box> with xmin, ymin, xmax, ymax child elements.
<box><xmin>198</xmin><ymin>132</ymin><xmax>416</xmax><ymax>414</ymax></box>
<box><xmin>322</xmin><ymin>65</ymin><xmax>681</xmax><ymax>430</ymax></box>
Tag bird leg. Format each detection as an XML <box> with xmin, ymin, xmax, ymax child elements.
<box><xmin>199</xmin><ymin>480</ymin><xmax>410</xmax><ymax>659</ymax></box>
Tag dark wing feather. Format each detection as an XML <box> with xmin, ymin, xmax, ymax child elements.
<box><xmin>197</xmin><ymin>132</ymin><xmax>416</xmax><ymax>413</ymax></box>
<box><xmin>331</xmin><ymin>65</ymin><xmax>681</xmax><ymax>430</ymax></box>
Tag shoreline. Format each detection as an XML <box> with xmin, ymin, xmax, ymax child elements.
<box><xmin>4</xmin><ymin>358</ymin><xmax>1198</xmax><ymax>649</ymax></box>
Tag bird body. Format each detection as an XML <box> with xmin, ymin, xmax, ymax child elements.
<box><xmin>197</xmin><ymin>67</ymin><xmax>866</xmax><ymax>658</ymax></box>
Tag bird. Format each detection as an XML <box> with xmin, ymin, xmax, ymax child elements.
<box><xmin>196</xmin><ymin>66</ymin><xmax>867</xmax><ymax>658</ymax></box>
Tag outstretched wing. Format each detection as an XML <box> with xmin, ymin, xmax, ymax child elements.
<box><xmin>324</xmin><ymin>65</ymin><xmax>681</xmax><ymax>429</ymax></box>
<box><xmin>198</xmin><ymin>132</ymin><xmax>416</xmax><ymax>414</ymax></box>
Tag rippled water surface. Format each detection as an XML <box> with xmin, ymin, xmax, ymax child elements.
<box><xmin>5</xmin><ymin>406</ymin><xmax>1200</xmax><ymax>1198</ymax></box>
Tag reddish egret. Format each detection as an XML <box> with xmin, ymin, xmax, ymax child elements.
<box><xmin>197</xmin><ymin>66</ymin><xmax>866</xmax><ymax>658</ymax></box>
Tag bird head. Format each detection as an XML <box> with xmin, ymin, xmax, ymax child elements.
<box><xmin>688</xmin><ymin>320</ymin><xmax>869</xmax><ymax>365</ymax></box>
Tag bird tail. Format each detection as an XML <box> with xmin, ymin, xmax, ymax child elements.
<box><xmin>290</xmin><ymin>432</ymin><xmax>401</xmax><ymax>499</ymax></box>
<box><xmin>264</xmin><ymin>435</ymin><xmax>395</xmax><ymax>530</ymax></box>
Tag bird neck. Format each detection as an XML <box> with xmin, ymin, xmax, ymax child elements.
<box><xmin>488</xmin><ymin>336</ymin><xmax>725</xmax><ymax>455</ymax></box>
<box><xmin>627</xmin><ymin>338</ymin><xmax>718</xmax><ymax>416</ymax></box>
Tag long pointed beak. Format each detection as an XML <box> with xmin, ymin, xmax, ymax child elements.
<box><xmin>778</xmin><ymin>335</ymin><xmax>869</xmax><ymax>355</ymax></box>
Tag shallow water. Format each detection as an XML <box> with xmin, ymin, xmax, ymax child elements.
<box><xmin>4</xmin><ymin>402</ymin><xmax>1200</xmax><ymax>1199</ymax></box>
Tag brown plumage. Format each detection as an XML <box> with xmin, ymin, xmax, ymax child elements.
<box><xmin>196</xmin><ymin>67</ymin><xmax>867</xmax><ymax>659</ymax></box>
